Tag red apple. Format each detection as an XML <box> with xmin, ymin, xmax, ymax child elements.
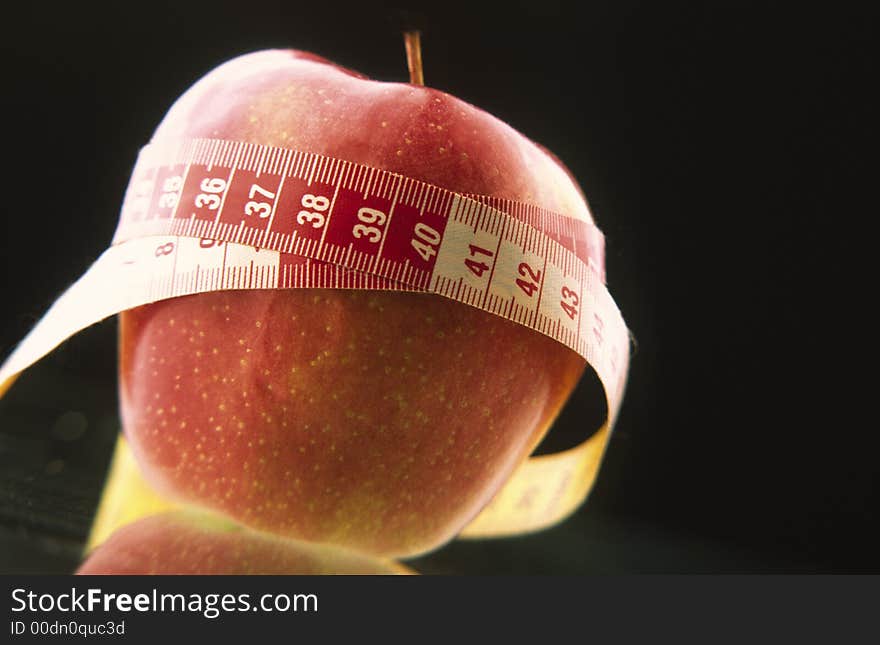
<box><xmin>120</xmin><ymin>49</ymin><xmax>593</xmax><ymax>557</ymax></box>
<box><xmin>77</xmin><ymin>511</ymin><xmax>411</xmax><ymax>574</ymax></box>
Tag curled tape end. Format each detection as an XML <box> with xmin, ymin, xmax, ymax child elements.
<box><xmin>460</xmin><ymin>425</ymin><xmax>611</xmax><ymax>539</ymax></box>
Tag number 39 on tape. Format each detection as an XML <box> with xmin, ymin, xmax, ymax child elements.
<box><xmin>0</xmin><ymin>137</ymin><xmax>630</xmax><ymax>538</ymax></box>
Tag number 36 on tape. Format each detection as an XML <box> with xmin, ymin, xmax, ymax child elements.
<box><xmin>0</xmin><ymin>137</ymin><xmax>630</xmax><ymax>538</ymax></box>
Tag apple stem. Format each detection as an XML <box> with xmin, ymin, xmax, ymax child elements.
<box><xmin>404</xmin><ymin>30</ymin><xmax>424</xmax><ymax>85</ymax></box>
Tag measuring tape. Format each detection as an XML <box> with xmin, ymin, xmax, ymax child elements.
<box><xmin>0</xmin><ymin>137</ymin><xmax>630</xmax><ymax>539</ymax></box>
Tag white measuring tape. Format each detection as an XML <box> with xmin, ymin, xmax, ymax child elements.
<box><xmin>0</xmin><ymin>137</ymin><xmax>629</xmax><ymax>538</ymax></box>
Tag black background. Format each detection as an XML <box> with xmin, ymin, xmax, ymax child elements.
<box><xmin>0</xmin><ymin>1</ymin><xmax>874</xmax><ymax>573</ymax></box>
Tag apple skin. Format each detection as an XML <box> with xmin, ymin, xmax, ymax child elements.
<box><xmin>120</xmin><ymin>50</ymin><xmax>591</xmax><ymax>557</ymax></box>
<box><xmin>77</xmin><ymin>511</ymin><xmax>411</xmax><ymax>575</ymax></box>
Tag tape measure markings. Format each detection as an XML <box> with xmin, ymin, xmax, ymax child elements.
<box><xmin>113</xmin><ymin>139</ymin><xmax>603</xmax><ymax>285</ymax></box>
<box><xmin>116</xmin><ymin>212</ymin><xmax>617</xmax><ymax>375</ymax></box>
